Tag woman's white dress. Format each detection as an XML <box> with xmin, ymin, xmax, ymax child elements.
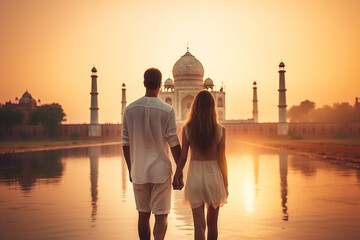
<box><xmin>184</xmin><ymin>124</ymin><xmax>227</xmax><ymax>209</ymax></box>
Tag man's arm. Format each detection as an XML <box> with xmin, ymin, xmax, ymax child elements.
<box><xmin>164</xmin><ymin>108</ymin><xmax>184</xmax><ymax>189</ymax></box>
<box><xmin>171</xmin><ymin>144</ymin><xmax>183</xmax><ymax>190</ymax></box>
<box><xmin>122</xmin><ymin>146</ymin><xmax>132</xmax><ymax>182</ymax></box>
<box><xmin>121</xmin><ymin>109</ymin><xmax>132</xmax><ymax>182</ymax></box>
<box><xmin>170</xmin><ymin>145</ymin><xmax>181</xmax><ymax>165</ymax></box>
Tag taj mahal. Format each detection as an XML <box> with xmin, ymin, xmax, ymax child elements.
<box><xmin>158</xmin><ymin>49</ymin><xmax>226</xmax><ymax>121</ymax></box>
<box><xmin>119</xmin><ymin>49</ymin><xmax>261</xmax><ymax>124</ymax></box>
<box><xmin>92</xmin><ymin>48</ymin><xmax>286</xmax><ymax>137</ymax></box>
<box><xmin>3</xmin><ymin>49</ymin><xmax>359</xmax><ymax>140</ymax></box>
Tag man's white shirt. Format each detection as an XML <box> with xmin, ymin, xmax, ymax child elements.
<box><xmin>122</xmin><ymin>96</ymin><xmax>180</xmax><ymax>184</ymax></box>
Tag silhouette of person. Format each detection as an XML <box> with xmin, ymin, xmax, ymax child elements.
<box><xmin>173</xmin><ymin>90</ymin><xmax>228</xmax><ymax>240</ymax></box>
<box><xmin>122</xmin><ymin>68</ymin><xmax>182</xmax><ymax>240</ymax></box>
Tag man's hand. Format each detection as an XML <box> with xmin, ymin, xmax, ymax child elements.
<box><xmin>172</xmin><ymin>173</ymin><xmax>184</xmax><ymax>190</ymax></box>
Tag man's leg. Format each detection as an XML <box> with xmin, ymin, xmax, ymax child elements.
<box><xmin>206</xmin><ymin>206</ymin><xmax>219</xmax><ymax>240</ymax></box>
<box><xmin>138</xmin><ymin>211</ymin><xmax>151</xmax><ymax>240</ymax></box>
<box><xmin>154</xmin><ymin>214</ymin><xmax>168</xmax><ymax>240</ymax></box>
<box><xmin>151</xmin><ymin>177</ymin><xmax>171</xmax><ymax>240</ymax></box>
<box><xmin>192</xmin><ymin>204</ymin><xmax>206</xmax><ymax>240</ymax></box>
<box><xmin>133</xmin><ymin>181</ymin><xmax>152</xmax><ymax>240</ymax></box>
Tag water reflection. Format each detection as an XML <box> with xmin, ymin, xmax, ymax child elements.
<box><xmin>253</xmin><ymin>153</ymin><xmax>259</xmax><ymax>196</ymax></box>
<box><xmin>279</xmin><ymin>151</ymin><xmax>289</xmax><ymax>221</ymax></box>
<box><xmin>89</xmin><ymin>146</ymin><xmax>100</xmax><ymax>223</ymax></box>
<box><xmin>0</xmin><ymin>151</ymin><xmax>64</xmax><ymax>192</ymax></box>
<box><xmin>121</xmin><ymin>152</ymin><xmax>127</xmax><ymax>202</ymax></box>
<box><xmin>0</xmin><ymin>143</ymin><xmax>360</xmax><ymax>240</ymax></box>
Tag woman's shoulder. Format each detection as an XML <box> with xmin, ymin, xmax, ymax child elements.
<box><xmin>182</xmin><ymin>124</ymin><xmax>189</xmax><ymax>139</ymax></box>
<box><xmin>217</xmin><ymin>123</ymin><xmax>225</xmax><ymax>132</ymax></box>
<box><xmin>182</xmin><ymin>123</ymin><xmax>189</xmax><ymax>132</ymax></box>
<box><xmin>216</xmin><ymin>123</ymin><xmax>225</xmax><ymax>141</ymax></box>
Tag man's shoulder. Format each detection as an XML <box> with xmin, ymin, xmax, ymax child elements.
<box><xmin>125</xmin><ymin>97</ymin><xmax>145</xmax><ymax>110</ymax></box>
<box><xmin>154</xmin><ymin>98</ymin><xmax>174</xmax><ymax>112</ymax></box>
<box><xmin>125</xmin><ymin>96</ymin><xmax>174</xmax><ymax>113</ymax></box>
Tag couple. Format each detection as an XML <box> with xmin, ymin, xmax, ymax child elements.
<box><xmin>122</xmin><ymin>68</ymin><xmax>228</xmax><ymax>240</ymax></box>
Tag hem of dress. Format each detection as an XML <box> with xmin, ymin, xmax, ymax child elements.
<box><xmin>184</xmin><ymin>200</ymin><xmax>227</xmax><ymax>209</ymax></box>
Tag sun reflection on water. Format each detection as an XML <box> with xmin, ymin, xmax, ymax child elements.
<box><xmin>1</xmin><ymin>143</ymin><xmax>360</xmax><ymax>239</ymax></box>
<box><xmin>243</xmin><ymin>178</ymin><xmax>255</xmax><ymax>213</ymax></box>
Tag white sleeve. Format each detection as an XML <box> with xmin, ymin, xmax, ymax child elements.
<box><xmin>121</xmin><ymin>110</ymin><xmax>129</xmax><ymax>146</ymax></box>
<box><xmin>164</xmin><ymin>108</ymin><xmax>180</xmax><ymax>147</ymax></box>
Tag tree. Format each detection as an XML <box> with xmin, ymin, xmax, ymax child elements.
<box><xmin>29</xmin><ymin>103</ymin><xmax>66</xmax><ymax>137</ymax></box>
<box><xmin>287</xmin><ymin>100</ymin><xmax>315</xmax><ymax>122</ymax></box>
<box><xmin>0</xmin><ymin>107</ymin><xmax>24</xmax><ymax>126</ymax></box>
<box><xmin>332</xmin><ymin>102</ymin><xmax>354</xmax><ymax>123</ymax></box>
<box><xmin>309</xmin><ymin>105</ymin><xmax>332</xmax><ymax>122</ymax></box>
<box><xmin>288</xmin><ymin>100</ymin><xmax>360</xmax><ymax>123</ymax></box>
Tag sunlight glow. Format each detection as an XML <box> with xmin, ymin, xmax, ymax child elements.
<box><xmin>1</xmin><ymin>0</ymin><xmax>360</xmax><ymax>123</ymax></box>
<box><xmin>243</xmin><ymin>178</ymin><xmax>255</xmax><ymax>213</ymax></box>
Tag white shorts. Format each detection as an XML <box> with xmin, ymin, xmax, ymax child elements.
<box><xmin>132</xmin><ymin>177</ymin><xmax>171</xmax><ymax>215</ymax></box>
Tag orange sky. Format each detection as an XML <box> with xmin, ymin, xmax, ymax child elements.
<box><xmin>1</xmin><ymin>0</ymin><xmax>360</xmax><ymax>123</ymax></box>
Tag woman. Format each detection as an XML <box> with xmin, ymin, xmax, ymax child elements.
<box><xmin>173</xmin><ymin>90</ymin><xmax>228</xmax><ymax>240</ymax></box>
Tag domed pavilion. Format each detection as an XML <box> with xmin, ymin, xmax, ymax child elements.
<box><xmin>159</xmin><ymin>50</ymin><xmax>226</xmax><ymax>121</ymax></box>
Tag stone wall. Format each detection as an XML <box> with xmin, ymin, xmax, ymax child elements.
<box><xmin>222</xmin><ymin>122</ymin><xmax>360</xmax><ymax>139</ymax></box>
<box><xmin>0</xmin><ymin>124</ymin><xmax>122</xmax><ymax>140</ymax></box>
<box><xmin>1</xmin><ymin>122</ymin><xmax>359</xmax><ymax>140</ymax></box>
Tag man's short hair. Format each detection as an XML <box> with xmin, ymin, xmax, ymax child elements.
<box><xmin>144</xmin><ymin>68</ymin><xmax>162</xmax><ymax>90</ymax></box>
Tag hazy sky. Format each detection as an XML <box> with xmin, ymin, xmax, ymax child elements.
<box><xmin>1</xmin><ymin>0</ymin><xmax>359</xmax><ymax>123</ymax></box>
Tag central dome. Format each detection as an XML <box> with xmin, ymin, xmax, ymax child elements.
<box><xmin>19</xmin><ymin>91</ymin><xmax>37</xmax><ymax>105</ymax></box>
<box><xmin>172</xmin><ymin>51</ymin><xmax>204</xmax><ymax>80</ymax></box>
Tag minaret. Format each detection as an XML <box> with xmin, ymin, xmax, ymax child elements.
<box><xmin>89</xmin><ymin>66</ymin><xmax>101</xmax><ymax>137</ymax></box>
<box><xmin>277</xmin><ymin>61</ymin><xmax>289</xmax><ymax>135</ymax></box>
<box><xmin>121</xmin><ymin>83</ymin><xmax>127</xmax><ymax>123</ymax></box>
<box><xmin>252</xmin><ymin>81</ymin><xmax>258</xmax><ymax>123</ymax></box>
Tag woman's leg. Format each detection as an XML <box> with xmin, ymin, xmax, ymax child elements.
<box><xmin>191</xmin><ymin>204</ymin><xmax>206</xmax><ymax>240</ymax></box>
<box><xmin>207</xmin><ymin>206</ymin><xmax>219</xmax><ymax>240</ymax></box>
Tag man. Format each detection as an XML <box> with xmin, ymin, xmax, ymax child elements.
<box><xmin>122</xmin><ymin>68</ymin><xmax>183</xmax><ymax>240</ymax></box>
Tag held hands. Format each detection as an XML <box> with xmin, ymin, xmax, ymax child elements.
<box><xmin>172</xmin><ymin>172</ymin><xmax>184</xmax><ymax>190</ymax></box>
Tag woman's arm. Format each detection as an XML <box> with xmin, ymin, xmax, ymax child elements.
<box><xmin>218</xmin><ymin>127</ymin><xmax>228</xmax><ymax>194</ymax></box>
<box><xmin>173</xmin><ymin>130</ymin><xmax>190</xmax><ymax>189</ymax></box>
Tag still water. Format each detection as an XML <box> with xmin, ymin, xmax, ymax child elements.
<box><xmin>0</xmin><ymin>140</ymin><xmax>360</xmax><ymax>240</ymax></box>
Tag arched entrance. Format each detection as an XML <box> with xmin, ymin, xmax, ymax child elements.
<box><xmin>165</xmin><ymin>97</ymin><xmax>172</xmax><ymax>106</ymax></box>
<box><xmin>181</xmin><ymin>95</ymin><xmax>194</xmax><ymax>120</ymax></box>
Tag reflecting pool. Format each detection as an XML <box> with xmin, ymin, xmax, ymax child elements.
<box><xmin>0</xmin><ymin>140</ymin><xmax>360</xmax><ymax>240</ymax></box>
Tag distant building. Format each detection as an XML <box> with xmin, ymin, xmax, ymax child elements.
<box><xmin>4</xmin><ymin>90</ymin><xmax>39</xmax><ymax>124</ymax></box>
<box><xmin>121</xmin><ymin>83</ymin><xmax>126</xmax><ymax>123</ymax></box>
<box><xmin>3</xmin><ymin>52</ymin><xmax>360</xmax><ymax>141</ymax></box>
<box><xmin>159</xmin><ymin>49</ymin><xmax>226</xmax><ymax>121</ymax></box>
<box><xmin>277</xmin><ymin>61</ymin><xmax>289</xmax><ymax>135</ymax></box>
<box><xmin>88</xmin><ymin>67</ymin><xmax>101</xmax><ymax>137</ymax></box>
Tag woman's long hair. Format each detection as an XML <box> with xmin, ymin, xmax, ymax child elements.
<box><xmin>184</xmin><ymin>90</ymin><xmax>218</xmax><ymax>153</ymax></box>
